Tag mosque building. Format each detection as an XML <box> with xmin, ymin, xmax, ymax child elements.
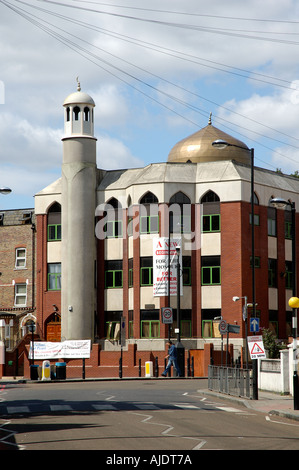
<box><xmin>31</xmin><ymin>83</ymin><xmax>299</xmax><ymax>377</ymax></box>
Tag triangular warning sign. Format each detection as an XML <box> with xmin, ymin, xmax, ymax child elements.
<box><xmin>251</xmin><ymin>342</ymin><xmax>264</xmax><ymax>355</ymax></box>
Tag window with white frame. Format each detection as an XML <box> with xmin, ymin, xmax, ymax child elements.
<box><xmin>15</xmin><ymin>248</ymin><xmax>26</xmax><ymax>268</ymax></box>
<box><xmin>15</xmin><ymin>283</ymin><xmax>27</xmax><ymax>306</ymax></box>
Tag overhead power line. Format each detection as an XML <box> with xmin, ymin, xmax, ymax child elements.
<box><xmin>2</xmin><ymin>0</ymin><xmax>299</xmax><ymax>170</ymax></box>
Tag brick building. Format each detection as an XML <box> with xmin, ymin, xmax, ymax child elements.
<box><xmin>0</xmin><ymin>209</ymin><xmax>36</xmax><ymax>362</ymax></box>
<box><xmin>25</xmin><ymin>84</ymin><xmax>299</xmax><ymax>378</ymax></box>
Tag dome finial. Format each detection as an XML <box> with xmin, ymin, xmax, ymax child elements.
<box><xmin>208</xmin><ymin>112</ymin><xmax>212</xmax><ymax>125</ymax></box>
<box><xmin>76</xmin><ymin>76</ymin><xmax>81</xmax><ymax>92</ymax></box>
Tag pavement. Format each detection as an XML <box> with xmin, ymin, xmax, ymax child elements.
<box><xmin>1</xmin><ymin>376</ymin><xmax>299</xmax><ymax>450</ymax></box>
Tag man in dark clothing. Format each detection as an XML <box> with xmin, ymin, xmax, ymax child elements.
<box><xmin>161</xmin><ymin>341</ymin><xmax>181</xmax><ymax>377</ymax></box>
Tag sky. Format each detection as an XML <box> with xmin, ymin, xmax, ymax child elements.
<box><xmin>1</xmin><ymin>0</ymin><xmax>299</xmax><ymax>210</ymax></box>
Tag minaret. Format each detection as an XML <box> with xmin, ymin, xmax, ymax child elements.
<box><xmin>61</xmin><ymin>80</ymin><xmax>97</xmax><ymax>341</ymax></box>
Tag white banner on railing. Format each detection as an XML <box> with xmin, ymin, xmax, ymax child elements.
<box><xmin>29</xmin><ymin>340</ymin><xmax>91</xmax><ymax>359</ymax></box>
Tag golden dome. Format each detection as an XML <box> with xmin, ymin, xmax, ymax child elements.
<box><xmin>168</xmin><ymin>117</ymin><xmax>250</xmax><ymax>165</ymax></box>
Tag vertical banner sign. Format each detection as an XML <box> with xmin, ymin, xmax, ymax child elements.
<box><xmin>153</xmin><ymin>237</ymin><xmax>182</xmax><ymax>297</ymax></box>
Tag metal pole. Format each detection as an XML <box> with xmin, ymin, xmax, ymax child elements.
<box><xmin>168</xmin><ymin>211</ymin><xmax>171</xmax><ymax>340</ymax></box>
<box><xmin>291</xmin><ymin>202</ymin><xmax>299</xmax><ymax>409</ymax></box>
<box><xmin>177</xmin><ymin>251</ymin><xmax>181</xmax><ymax>343</ymax></box>
<box><xmin>250</xmin><ymin>147</ymin><xmax>258</xmax><ymax>400</ymax></box>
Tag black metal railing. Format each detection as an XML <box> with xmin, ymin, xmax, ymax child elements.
<box><xmin>208</xmin><ymin>365</ymin><xmax>253</xmax><ymax>399</ymax></box>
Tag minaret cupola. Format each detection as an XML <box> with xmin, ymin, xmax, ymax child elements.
<box><xmin>63</xmin><ymin>78</ymin><xmax>95</xmax><ymax>138</ymax></box>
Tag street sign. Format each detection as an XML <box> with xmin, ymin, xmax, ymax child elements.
<box><xmin>120</xmin><ymin>317</ymin><xmax>126</xmax><ymax>347</ymax></box>
<box><xmin>218</xmin><ymin>320</ymin><xmax>227</xmax><ymax>335</ymax></box>
<box><xmin>227</xmin><ymin>324</ymin><xmax>240</xmax><ymax>334</ymax></box>
<box><xmin>250</xmin><ymin>317</ymin><xmax>260</xmax><ymax>333</ymax></box>
<box><xmin>247</xmin><ymin>335</ymin><xmax>266</xmax><ymax>359</ymax></box>
<box><xmin>161</xmin><ymin>307</ymin><xmax>173</xmax><ymax>324</ymax></box>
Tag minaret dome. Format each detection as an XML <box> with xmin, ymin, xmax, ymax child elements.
<box><xmin>63</xmin><ymin>79</ymin><xmax>95</xmax><ymax>138</ymax></box>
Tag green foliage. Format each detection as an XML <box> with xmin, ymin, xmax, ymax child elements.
<box><xmin>262</xmin><ymin>328</ymin><xmax>280</xmax><ymax>359</ymax></box>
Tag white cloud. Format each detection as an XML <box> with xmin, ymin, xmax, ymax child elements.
<box><xmin>97</xmin><ymin>134</ymin><xmax>143</xmax><ymax>170</ymax></box>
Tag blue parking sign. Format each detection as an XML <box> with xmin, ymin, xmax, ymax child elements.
<box><xmin>250</xmin><ymin>317</ymin><xmax>259</xmax><ymax>333</ymax></box>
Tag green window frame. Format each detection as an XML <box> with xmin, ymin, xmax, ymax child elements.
<box><xmin>140</xmin><ymin>320</ymin><xmax>160</xmax><ymax>338</ymax></box>
<box><xmin>140</xmin><ymin>267</ymin><xmax>153</xmax><ymax>286</ymax></box>
<box><xmin>250</xmin><ymin>256</ymin><xmax>261</xmax><ymax>268</ymax></box>
<box><xmin>105</xmin><ymin>321</ymin><xmax>121</xmax><ymax>340</ymax></box>
<box><xmin>202</xmin><ymin>266</ymin><xmax>221</xmax><ymax>285</ymax></box>
<box><xmin>48</xmin><ymin>263</ymin><xmax>61</xmax><ymax>290</ymax></box>
<box><xmin>104</xmin><ymin>220</ymin><xmax>123</xmax><ymax>238</ymax></box>
<box><xmin>140</xmin><ymin>257</ymin><xmax>153</xmax><ymax>286</ymax></box>
<box><xmin>48</xmin><ymin>224</ymin><xmax>61</xmax><ymax>241</ymax></box>
<box><xmin>285</xmin><ymin>261</ymin><xmax>293</xmax><ymax>289</ymax></box>
<box><xmin>140</xmin><ymin>215</ymin><xmax>159</xmax><ymax>234</ymax></box>
<box><xmin>202</xmin><ymin>214</ymin><xmax>220</xmax><ymax>232</ymax></box>
<box><xmin>285</xmin><ymin>221</ymin><xmax>292</xmax><ymax>239</ymax></box>
<box><xmin>105</xmin><ymin>270</ymin><xmax>123</xmax><ymax>288</ymax></box>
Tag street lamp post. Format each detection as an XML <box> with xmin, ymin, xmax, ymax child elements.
<box><xmin>270</xmin><ymin>197</ymin><xmax>299</xmax><ymax>410</ymax></box>
<box><xmin>175</xmin><ymin>246</ymin><xmax>185</xmax><ymax>376</ymax></box>
<box><xmin>212</xmin><ymin>140</ymin><xmax>258</xmax><ymax>399</ymax></box>
<box><xmin>0</xmin><ymin>187</ymin><xmax>12</xmax><ymax>195</ymax></box>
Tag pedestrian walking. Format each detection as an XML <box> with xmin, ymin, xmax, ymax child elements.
<box><xmin>161</xmin><ymin>341</ymin><xmax>181</xmax><ymax>377</ymax></box>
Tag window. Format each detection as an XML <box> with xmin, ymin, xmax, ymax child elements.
<box><xmin>15</xmin><ymin>284</ymin><xmax>27</xmax><ymax>306</ymax></box>
<box><xmin>48</xmin><ymin>263</ymin><xmax>61</xmax><ymax>290</ymax></box>
<box><xmin>140</xmin><ymin>192</ymin><xmax>158</xmax><ymax>204</ymax></box>
<box><xmin>105</xmin><ymin>311</ymin><xmax>122</xmax><ymax>340</ymax></box>
<box><xmin>285</xmin><ymin>209</ymin><xmax>292</xmax><ymax>239</ymax></box>
<box><xmin>169</xmin><ymin>192</ymin><xmax>191</xmax><ymax>233</ymax></box>
<box><xmin>201</xmin><ymin>191</ymin><xmax>220</xmax><ymax>203</ymax></box>
<box><xmin>73</xmin><ymin>106</ymin><xmax>80</xmax><ymax>120</ymax></box>
<box><xmin>182</xmin><ymin>256</ymin><xmax>191</xmax><ymax>286</ymax></box>
<box><xmin>268</xmin><ymin>207</ymin><xmax>276</xmax><ymax>236</ymax></box>
<box><xmin>201</xmin><ymin>256</ymin><xmax>221</xmax><ymax>285</ymax></box>
<box><xmin>104</xmin><ymin>220</ymin><xmax>123</xmax><ymax>238</ymax></box>
<box><xmin>140</xmin><ymin>215</ymin><xmax>159</xmax><ymax>234</ymax></box>
<box><xmin>128</xmin><ymin>258</ymin><xmax>133</xmax><ymax>287</ymax></box>
<box><xmin>285</xmin><ymin>261</ymin><xmax>293</xmax><ymax>289</ymax></box>
<box><xmin>202</xmin><ymin>214</ymin><xmax>220</xmax><ymax>232</ymax></box>
<box><xmin>140</xmin><ymin>310</ymin><xmax>160</xmax><ymax>338</ymax></box>
<box><xmin>15</xmin><ymin>248</ymin><xmax>26</xmax><ymax>268</ymax></box>
<box><xmin>249</xmin><ymin>213</ymin><xmax>260</xmax><ymax>226</ymax></box>
<box><xmin>140</xmin><ymin>257</ymin><xmax>153</xmax><ymax>286</ymax></box>
<box><xmin>84</xmin><ymin>106</ymin><xmax>90</xmax><ymax>121</ymax></box>
<box><xmin>202</xmin><ymin>309</ymin><xmax>222</xmax><ymax>338</ymax></box>
<box><xmin>105</xmin><ymin>260</ymin><xmax>123</xmax><ymax>288</ymax></box>
<box><xmin>48</xmin><ymin>203</ymin><xmax>61</xmax><ymax>241</ymax></box>
<box><xmin>48</xmin><ymin>224</ymin><xmax>61</xmax><ymax>241</ymax></box>
<box><xmin>66</xmin><ymin>107</ymin><xmax>70</xmax><ymax>121</ymax></box>
<box><xmin>250</xmin><ymin>256</ymin><xmax>261</xmax><ymax>268</ymax></box>
<box><xmin>268</xmin><ymin>259</ymin><xmax>277</xmax><ymax>287</ymax></box>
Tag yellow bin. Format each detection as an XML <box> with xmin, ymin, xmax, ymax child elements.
<box><xmin>145</xmin><ymin>361</ymin><xmax>153</xmax><ymax>378</ymax></box>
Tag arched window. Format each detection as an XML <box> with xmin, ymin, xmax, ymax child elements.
<box><xmin>169</xmin><ymin>191</ymin><xmax>191</xmax><ymax>233</ymax></box>
<box><xmin>84</xmin><ymin>106</ymin><xmax>90</xmax><ymax>121</ymax></box>
<box><xmin>201</xmin><ymin>190</ymin><xmax>220</xmax><ymax>203</ymax></box>
<box><xmin>139</xmin><ymin>192</ymin><xmax>159</xmax><ymax>234</ymax></box>
<box><xmin>47</xmin><ymin>202</ymin><xmax>61</xmax><ymax>241</ymax></box>
<box><xmin>169</xmin><ymin>191</ymin><xmax>191</xmax><ymax>205</ymax></box>
<box><xmin>139</xmin><ymin>192</ymin><xmax>158</xmax><ymax>204</ymax></box>
<box><xmin>104</xmin><ymin>198</ymin><xmax>122</xmax><ymax>238</ymax></box>
<box><xmin>251</xmin><ymin>192</ymin><xmax>259</xmax><ymax>205</ymax></box>
<box><xmin>201</xmin><ymin>191</ymin><xmax>220</xmax><ymax>233</ymax></box>
<box><xmin>73</xmin><ymin>106</ymin><xmax>80</xmax><ymax>121</ymax></box>
<box><xmin>106</xmin><ymin>197</ymin><xmax>122</xmax><ymax>209</ymax></box>
<box><xmin>66</xmin><ymin>107</ymin><xmax>70</xmax><ymax>122</ymax></box>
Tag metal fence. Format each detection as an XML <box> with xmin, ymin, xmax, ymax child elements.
<box><xmin>208</xmin><ymin>365</ymin><xmax>253</xmax><ymax>399</ymax></box>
